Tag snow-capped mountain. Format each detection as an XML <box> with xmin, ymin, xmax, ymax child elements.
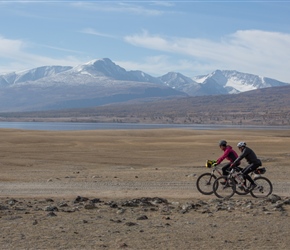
<box><xmin>192</xmin><ymin>70</ymin><xmax>288</xmax><ymax>95</ymax></box>
<box><xmin>158</xmin><ymin>72</ymin><xmax>201</xmax><ymax>96</ymax></box>
<box><xmin>0</xmin><ymin>59</ymin><xmax>186</xmax><ymax>112</ymax></box>
<box><xmin>0</xmin><ymin>58</ymin><xmax>289</xmax><ymax>112</ymax></box>
<box><xmin>0</xmin><ymin>66</ymin><xmax>72</xmax><ymax>86</ymax></box>
<box><xmin>73</xmin><ymin>58</ymin><xmax>162</xmax><ymax>84</ymax></box>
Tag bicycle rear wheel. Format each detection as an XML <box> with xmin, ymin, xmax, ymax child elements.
<box><xmin>213</xmin><ymin>176</ymin><xmax>236</xmax><ymax>199</ymax></box>
<box><xmin>250</xmin><ymin>176</ymin><xmax>273</xmax><ymax>198</ymax></box>
<box><xmin>196</xmin><ymin>173</ymin><xmax>216</xmax><ymax>195</ymax></box>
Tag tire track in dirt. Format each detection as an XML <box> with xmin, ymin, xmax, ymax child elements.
<box><xmin>0</xmin><ymin>180</ymin><xmax>289</xmax><ymax>197</ymax></box>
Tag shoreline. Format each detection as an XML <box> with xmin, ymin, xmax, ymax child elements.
<box><xmin>1</xmin><ymin>120</ymin><xmax>290</xmax><ymax>131</ymax></box>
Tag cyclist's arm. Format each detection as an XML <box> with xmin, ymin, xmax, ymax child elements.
<box><xmin>232</xmin><ymin>148</ymin><xmax>247</xmax><ymax>166</ymax></box>
<box><xmin>216</xmin><ymin>148</ymin><xmax>230</xmax><ymax>164</ymax></box>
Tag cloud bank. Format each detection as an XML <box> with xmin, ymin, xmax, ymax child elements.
<box><xmin>124</xmin><ymin>29</ymin><xmax>290</xmax><ymax>81</ymax></box>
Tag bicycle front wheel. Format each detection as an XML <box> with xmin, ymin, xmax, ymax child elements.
<box><xmin>250</xmin><ymin>176</ymin><xmax>273</xmax><ymax>198</ymax></box>
<box><xmin>196</xmin><ymin>173</ymin><xmax>216</xmax><ymax>195</ymax></box>
<box><xmin>213</xmin><ymin>176</ymin><xmax>236</xmax><ymax>199</ymax></box>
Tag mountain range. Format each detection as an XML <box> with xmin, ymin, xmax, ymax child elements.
<box><xmin>0</xmin><ymin>58</ymin><xmax>289</xmax><ymax>112</ymax></box>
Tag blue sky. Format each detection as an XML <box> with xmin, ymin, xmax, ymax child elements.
<box><xmin>1</xmin><ymin>1</ymin><xmax>290</xmax><ymax>82</ymax></box>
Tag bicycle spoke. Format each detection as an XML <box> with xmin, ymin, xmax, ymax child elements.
<box><xmin>250</xmin><ymin>177</ymin><xmax>273</xmax><ymax>198</ymax></box>
<box><xmin>196</xmin><ymin>173</ymin><xmax>216</xmax><ymax>195</ymax></box>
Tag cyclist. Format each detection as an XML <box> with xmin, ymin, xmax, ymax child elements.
<box><xmin>214</xmin><ymin>140</ymin><xmax>240</xmax><ymax>182</ymax></box>
<box><xmin>231</xmin><ymin>142</ymin><xmax>262</xmax><ymax>190</ymax></box>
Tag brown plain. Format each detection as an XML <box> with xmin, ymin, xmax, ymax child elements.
<box><xmin>0</xmin><ymin>128</ymin><xmax>290</xmax><ymax>249</ymax></box>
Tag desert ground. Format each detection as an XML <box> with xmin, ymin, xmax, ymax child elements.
<box><xmin>0</xmin><ymin>128</ymin><xmax>290</xmax><ymax>250</ymax></box>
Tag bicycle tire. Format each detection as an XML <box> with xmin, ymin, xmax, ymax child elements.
<box><xmin>196</xmin><ymin>173</ymin><xmax>216</xmax><ymax>195</ymax></box>
<box><xmin>213</xmin><ymin>176</ymin><xmax>236</xmax><ymax>199</ymax></box>
<box><xmin>250</xmin><ymin>176</ymin><xmax>273</xmax><ymax>198</ymax></box>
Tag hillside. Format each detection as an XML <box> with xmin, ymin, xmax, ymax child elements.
<box><xmin>1</xmin><ymin>85</ymin><xmax>290</xmax><ymax>126</ymax></box>
<box><xmin>0</xmin><ymin>58</ymin><xmax>288</xmax><ymax>112</ymax></box>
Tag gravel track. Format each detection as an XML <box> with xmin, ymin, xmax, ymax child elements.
<box><xmin>1</xmin><ymin>180</ymin><xmax>289</xmax><ymax>197</ymax></box>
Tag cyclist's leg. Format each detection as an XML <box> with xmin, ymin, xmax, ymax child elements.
<box><xmin>242</xmin><ymin>163</ymin><xmax>259</xmax><ymax>187</ymax></box>
<box><xmin>242</xmin><ymin>163</ymin><xmax>256</xmax><ymax>184</ymax></box>
<box><xmin>222</xmin><ymin>163</ymin><xmax>231</xmax><ymax>175</ymax></box>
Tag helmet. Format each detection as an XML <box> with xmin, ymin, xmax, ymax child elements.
<box><xmin>237</xmin><ymin>141</ymin><xmax>246</xmax><ymax>148</ymax></box>
<box><xmin>219</xmin><ymin>140</ymin><xmax>227</xmax><ymax>147</ymax></box>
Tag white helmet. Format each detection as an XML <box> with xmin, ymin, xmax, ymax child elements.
<box><xmin>237</xmin><ymin>141</ymin><xmax>246</xmax><ymax>148</ymax></box>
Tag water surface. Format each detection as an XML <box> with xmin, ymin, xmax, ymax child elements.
<box><xmin>0</xmin><ymin>122</ymin><xmax>289</xmax><ymax>131</ymax></box>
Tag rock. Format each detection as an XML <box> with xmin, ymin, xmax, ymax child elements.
<box><xmin>92</xmin><ymin>175</ymin><xmax>102</xmax><ymax>178</ymax></box>
<box><xmin>97</xmin><ymin>209</ymin><xmax>109</xmax><ymax>213</ymax></box>
<box><xmin>266</xmin><ymin>194</ymin><xmax>282</xmax><ymax>203</ymax></box>
<box><xmin>84</xmin><ymin>203</ymin><xmax>95</xmax><ymax>209</ymax></box>
<box><xmin>47</xmin><ymin>211</ymin><xmax>57</xmax><ymax>217</ymax></box>
<box><xmin>110</xmin><ymin>219</ymin><xmax>122</xmax><ymax>223</ymax></box>
<box><xmin>74</xmin><ymin>196</ymin><xmax>89</xmax><ymax>203</ymax></box>
<box><xmin>137</xmin><ymin>215</ymin><xmax>148</xmax><ymax>220</ymax></box>
<box><xmin>151</xmin><ymin>197</ymin><xmax>168</xmax><ymax>205</ymax></box>
<box><xmin>105</xmin><ymin>201</ymin><xmax>118</xmax><ymax>208</ymax></box>
<box><xmin>44</xmin><ymin>205</ymin><xmax>59</xmax><ymax>212</ymax></box>
<box><xmin>58</xmin><ymin>202</ymin><xmax>68</xmax><ymax>207</ymax></box>
<box><xmin>283</xmin><ymin>198</ymin><xmax>290</xmax><ymax>205</ymax></box>
<box><xmin>116</xmin><ymin>208</ymin><xmax>126</xmax><ymax>214</ymax></box>
<box><xmin>246</xmin><ymin>204</ymin><xmax>253</xmax><ymax>209</ymax></box>
<box><xmin>7</xmin><ymin>199</ymin><xmax>18</xmax><ymax>205</ymax></box>
<box><xmin>14</xmin><ymin>206</ymin><xmax>26</xmax><ymax>211</ymax></box>
<box><xmin>91</xmin><ymin>198</ymin><xmax>101</xmax><ymax>203</ymax></box>
<box><xmin>125</xmin><ymin>222</ymin><xmax>137</xmax><ymax>226</ymax></box>
<box><xmin>62</xmin><ymin>208</ymin><xmax>76</xmax><ymax>213</ymax></box>
<box><xmin>180</xmin><ymin>203</ymin><xmax>194</xmax><ymax>213</ymax></box>
<box><xmin>120</xmin><ymin>243</ymin><xmax>128</xmax><ymax>248</ymax></box>
<box><xmin>121</xmin><ymin>197</ymin><xmax>168</xmax><ymax>207</ymax></box>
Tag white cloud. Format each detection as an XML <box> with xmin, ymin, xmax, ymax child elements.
<box><xmin>0</xmin><ymin>36</ymin><xmax>82</xmax><ymax>73</ymax></box>
<box><xmin>0</xmin><ymin>36</ymin><xmax>26</xmax><ymax>57</ymax></box>
<box><xmin>80</xmin><ymin>28</ymin><xmax>116</xmax><ymax>39</ymax></box>
<box><xmin>151</xmin><ymin>1</ymin><xmax>175</xmax><ymax>7</ymax></box>
<box><xmin>71</xmin><ymin>2</ymin><xmax>165</xmax><ymax>16</ymax></box>
<box><xmin>116</xmin><ymin>55</ymin><xmax>199</xmax><ymax>77</ymax></box>
<box><xmin>124</xmin><ymin>30</ymin><xmax>290</xmax><ymax>82</ymax></box>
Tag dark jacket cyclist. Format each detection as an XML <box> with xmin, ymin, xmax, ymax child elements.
<box><xmin>231</xmin><ymin>141</ymin><xmax>262</xmax><ymax>190</ymax></box>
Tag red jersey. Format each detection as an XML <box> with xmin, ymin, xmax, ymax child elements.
<box><xmin>216</xmin><ymin>145</ymin><xmax>239</xmax><ymax>165</ymax></box>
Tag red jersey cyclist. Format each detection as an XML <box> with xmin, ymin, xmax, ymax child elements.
<box><xmin>214</xmin><ymin>140</ymin><xmax>240</xmax><ymax>180</ymax></box>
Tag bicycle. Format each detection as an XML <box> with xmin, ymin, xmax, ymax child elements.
<box><xmin>196</xmin><ymin>160</ymin><xmax>248</xmax><ymax>196</ymax></box>
<box><xmin>213</xmin><ymin>166</ymin><xmax>273</xmax><ymax>199</ymax></box>
<box><xmin>196</xmin><ymin>160</ymin><xmax>221</xmax><ymax>195</ymax></box>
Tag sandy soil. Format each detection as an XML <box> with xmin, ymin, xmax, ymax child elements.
<box><xmin>0</xmin><ymin>128</ymin><xmax>289</xmax><ymax>249</ymax></box>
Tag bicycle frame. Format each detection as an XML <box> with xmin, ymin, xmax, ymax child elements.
<box><xmin>209</xmin><ymin>165</ymin><xmax>224</xmax><ymax>177</ymax></box>
<box><xmin>224</xmin><ymin>168</ymin><xmax>247</xmax><ymax>190</ymax></box>
<box><xmin>228</xmin><ymin>167</ymin><xmax>266</xmax><ymax>191</ymax></box>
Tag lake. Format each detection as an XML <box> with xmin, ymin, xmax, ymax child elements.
<box><xmin>0</xmin><ymin>122</ymin><xmax>290</xmax><ymax>131</ymax></box>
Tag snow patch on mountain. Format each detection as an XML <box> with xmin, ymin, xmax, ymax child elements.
<box><xmin>191</xmin><ymin>70</ymin><xmax>289</xmax><ymax>95</ymax></box>
<box><xmin>1</xmin><ymin>59</ymin><xmax>288</xmax><ymax>95</ymax></box>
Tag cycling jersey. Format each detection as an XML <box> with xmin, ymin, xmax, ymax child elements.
<box><xmin>216</xmin><ymin>145</ymin><xmax>239</xmax><ymax>165</ymax></box>
<box><xmin>233</xmin><ymin>146</ymin><xmax>261</xmax><ymax>165</ymax></box>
